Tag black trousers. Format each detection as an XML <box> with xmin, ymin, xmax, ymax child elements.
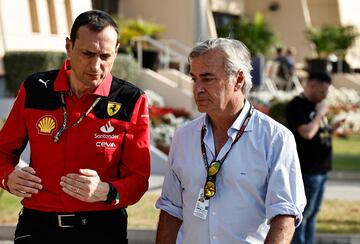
<box><xmin>14</xmin><ymin>208</ymin><xmax>128</xmax><ymax>244</ymax></box>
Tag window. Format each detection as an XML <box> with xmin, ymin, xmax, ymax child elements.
<box><xmin>212</xmin><ymin>12</ymin><xmax>240</xmax><ymax>38</ymax></box>
<box><xmin>47</xmin><ymin>0</ymin><xmax>57</xmax><ymax>34</ymax></box>
<box><xmin>28</xmin><ymin>0</ymin><xmax>40</xmax><ymax>33</ymax></box>
<box><xmin>213</xmin><ymin>12</ymin><xmax>239</xmax><ymax>29</ymax></box>
<box><xmin>92</xmin><ymin>0</ymin><xmax>119</xmax><ymax>15</ymax></box>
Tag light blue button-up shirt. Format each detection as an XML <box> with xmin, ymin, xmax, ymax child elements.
<box><xmin>156</xmin><ymin>100</ymin><xmax>306</xmax><ymax>244</ymax></box>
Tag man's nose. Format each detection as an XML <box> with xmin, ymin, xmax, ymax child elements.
<box><xmin>90</xmin><ymin>57</ymin><xmax>101</xmax><ymax>71</ymax></box>
<box><xmin>193</xmin><ymin>81</ymin><xmax>204</xmax><ymax>94</ymax></box>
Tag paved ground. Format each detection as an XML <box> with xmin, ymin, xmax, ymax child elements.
<box><xmin>325</xmin><ymin>180</ymin><xmax>360</xmax><ymax>201</ymax></box>
<box><xmin>1</xmin><ymin>174</ymin><xmax>359</xmax><ymax>244</ymax></box>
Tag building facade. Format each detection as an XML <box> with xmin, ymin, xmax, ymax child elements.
<box><xmin>0</xmin><ymin>0</ymin><xmax>92</xmax><ymax>76</ymax></box>
<box><xmin>0</xmin><ymin>0</ymin><xmax>359</xmax><ymax>80</ymax></box>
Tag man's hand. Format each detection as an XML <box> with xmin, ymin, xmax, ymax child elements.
<box><xmin>330</xmin><ymin>118</ymin><xmax>346</xmax><ymax>133</ymax></box>
<box><xmin>315</xmin><ymin>100</ymin><xmax>329</xmax><ymax>118</ymax></box>
<box><xmin>60</xmin><ymin>169</ymin><xmax>109</xmax><ymax>202</ymax></box>
<box><xmin>7</xmin><ymin>167</ymin><xmax>42</xmax><ymax>198</ymax></box>
<box><xmin>298</xmin><ymin>100</ymin><xmax>330</xmax><ymax>140</ymax></box>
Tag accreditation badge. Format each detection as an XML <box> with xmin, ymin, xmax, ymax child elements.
<box><xmin>193</xmin><ymin>188</ymin><xmax>209</xmax><ymax>220</ymax></box>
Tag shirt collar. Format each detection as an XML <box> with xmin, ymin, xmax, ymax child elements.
<box><xmin>230</xmin><ymin>99</ymin><xmax>253</xmax><ymax>132</ymax></box>
<box><xmin>201</xmin><ymin>99</ymin><xmax>254</xmax><ymax>142</ymax></box>
<box><xmin>54</xmin><ymin>60</ymin><xmax>113</xmax><ymax>97</ymax></box>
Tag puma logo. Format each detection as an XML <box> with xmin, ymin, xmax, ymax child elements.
<box><xmin>38</xmin><ymin>79</ymin><xmax>50</xmax><ymax>88</ymax></box>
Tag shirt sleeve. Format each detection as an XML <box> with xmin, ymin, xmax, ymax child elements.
<box><xmin>155</xmin><ymin>131</ymin><xmax>183</xmax><ymax>220</ymax></box>
<box><xmin>286</xmin><ymin>99</ymin><xmax>309</xmax><ymax>131</ymax></box>
<box><xmin>265</xmin><ymin>129</ymin><xmax>306</xmax><ymax>227</ymax></box>
<box><xmin>111</xmin><ymin>94</ymin><xmax>151</xmax><ymax>206</ymax></box>
<box><xmin>0</xmin><ymin>83</ymin><xmax>29</xmax><ymax>190</ymax></box>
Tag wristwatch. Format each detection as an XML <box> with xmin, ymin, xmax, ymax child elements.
<box><xmin>104</xmin><ymin>182</ymin><xmax>120</xmax><ymax>205</ymax></box>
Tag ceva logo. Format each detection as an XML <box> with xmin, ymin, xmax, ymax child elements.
<box><xmin>96</xmin><ymin>142</ymin><xmax>116</xmax><ymax>148</ymax></box>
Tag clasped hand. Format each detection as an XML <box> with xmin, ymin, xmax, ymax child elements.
<box><xmin>7</xmin><ymin>167</ymin><xmax>109</xmax><ymax>203</ymax></box>
<box><xmin>7</xmin><ymin>166</ymin><xmax>42</xmax><ymax>198</ymax></box>
<box><xmin>60</xmin><ymin>169</ymin><xmax>109</xmax><ymax>202</ymax></box>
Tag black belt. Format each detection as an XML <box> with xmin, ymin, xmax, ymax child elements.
<box><xmin>20</xmin><ymin>208</ymin><xmax>127</xmax><ymax>228</ymax></box>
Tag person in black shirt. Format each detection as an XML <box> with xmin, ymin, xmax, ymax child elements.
<box><xmin>286</xmin><ymin>72</ymin><xmax>344</xmax><ymax>244</ymax></box>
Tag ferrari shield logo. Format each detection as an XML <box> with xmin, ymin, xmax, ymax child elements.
<box><xmin>107</xmin><ymin>102</ymin><xmax>121</xmax><ymax>116</ymax></box>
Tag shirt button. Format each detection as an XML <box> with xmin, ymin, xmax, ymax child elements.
<box><xmin>212</xmin><ymin>211</ymin><xmax>216</xmax><ymax>216</ymax></box>
<box><xmin>212</xmin><ymin>235</ymin><xmax>217</xmax><ymax>240</ymax></box>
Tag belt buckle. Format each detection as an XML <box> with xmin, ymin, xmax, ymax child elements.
<box><xmin>57</xmin><ymin>214</ymin><xmax>75</xmax><ymax>228</ymax></box>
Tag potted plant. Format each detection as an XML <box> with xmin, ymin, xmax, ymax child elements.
<box><xmin>332</xmin><ymin>25</ymin><xmax>359</xmax><ymax>73</ymax></box>
<box><xmin>116</xmin><ymin>18</ymin><xmax>166</xmax><ymax>70</ymax></box>
<box><xmin>218</xmin><ymin>12</ymin><xmax>277</xmax><ymax>87</ymax></box>
<box><xmin>305</xmin><ymin>25</ymin><xmax>359</xmax><ymax>73</ymax></box>
<box><xmin>306</xmin><ymin>26</ymin><xmax>338</xmax><ymax>73</ymax></box>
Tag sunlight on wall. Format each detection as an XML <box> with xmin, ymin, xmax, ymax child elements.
<box><xmin>338</xmin><ymin>0</ymin><xmax>360</xmax><ymax>69</ymax></box>
<box><xmin>338</xmin><ymin>0</ymin><xmax>360</xmax><ymax>25</ymax></box>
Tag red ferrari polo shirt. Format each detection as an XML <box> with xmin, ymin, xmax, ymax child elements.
<box><xmin>0</xmin><ymin>61</ymin><xmax>150</xmax><ymax>212</ymax></box>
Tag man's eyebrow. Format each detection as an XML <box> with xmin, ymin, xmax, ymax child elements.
<box><xmin>189</xmin><ymin>72</ymin><xmax>215</xmax><ymax>78</ymax></box>
<box><xmin>200</xmin><ymin>72</ymin><xmax>214</xmax><ymax>77</ymax></box>
<box><xmin>81</xmin><ymin>49</ymin><xmax>111</xmax><ymax>55</ymax></box>
<box><xmin>81</xmin><ymin>49</ymin><xmax>96</xmax><ymax>54</ymax></box>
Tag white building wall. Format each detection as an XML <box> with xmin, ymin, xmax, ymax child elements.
<box><xmin>244</xmin><ymin>0</ymin><xmax>312</xmax><ymax>63</ymax></box>
<box><xmin>0</xmin><ymin>0</ymin><xmax>92</xmax><ymax>75</ymax></box>
<box><xmin>121</xmin><ymin>0</ymin><xmax>197</xmax><ymax>47</ymax></box>
<box><xmin>338</xmin><ymin>0</ymin><xmax>360</xmax><ymax>69</ymax></box>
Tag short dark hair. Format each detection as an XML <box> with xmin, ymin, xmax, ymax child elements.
<box><xmin>308</xmin><ymin>72</ymin><xmax>332</xmax><ymax>84</ymax></box>
<box><xmin>70</xmin><ymin>10</ymin><xmax>119</xmax><ymax>46</ymax></box>
<box><xmin>276</xmin><ymin>46</ymin><xmax>283</xmax><ymax>55</ymax></box>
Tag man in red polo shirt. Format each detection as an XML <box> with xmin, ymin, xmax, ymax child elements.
<box><xmin>0</xmin><ymin>10</ymin><xmax>150</xmax><ymax>243</ymax></box>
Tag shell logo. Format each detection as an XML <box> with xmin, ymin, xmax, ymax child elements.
<box><xmin>37</xmin><ymin>116</ymin><xmax>57</xmax><ymax>135</ymax></box>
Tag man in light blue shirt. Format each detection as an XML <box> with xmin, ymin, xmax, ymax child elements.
<box><xmin>156</xmin><ymin>38</ymin><xmax>306</xmax><ymax>244</ymax></box>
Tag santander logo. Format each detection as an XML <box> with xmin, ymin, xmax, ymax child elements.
<box><xmin>100</xmin><ymin>121</ymin><xmax>114</xmax><ymax>133</ymax></box>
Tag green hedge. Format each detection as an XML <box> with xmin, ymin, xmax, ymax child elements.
<box><xmin>111</xmin><ymin>53</ymin><xmax>139</xmax><ymax>83</ymax></box>
<box><xmin>4</xmin><ymin>51</ymin><xmax>67</xmax><ymax>96</ymax></box>
<box><xmin>268</xmin><ymin>100</ymin><xmax>289</xmax><ymax>126</ymax></box>
<box><xmin>4</xmin><ymin>52</ymin><xmax>139</xmax><ymax>96</ymax></box>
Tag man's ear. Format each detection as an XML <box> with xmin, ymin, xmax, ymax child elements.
<box><xmin>65</xmin><ymin>37</ymin><xmax>72</xmax><ymax>57</ymax></box>
<box><xmin>234</xmin><ymin>71</ymin><xmax>245</xmax><ymax>91</ymax></box>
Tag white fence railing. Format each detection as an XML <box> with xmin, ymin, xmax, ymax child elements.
<box><xmin>131</xmin><ymin>36</ymin><xmax>190</xmax><ymax>73</ymax></box>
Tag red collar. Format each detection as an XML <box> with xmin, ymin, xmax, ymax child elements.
<box><xmin>54</xmin><ymin>60</ymin><xmax>112</xmax><ymax>97</ymax></box>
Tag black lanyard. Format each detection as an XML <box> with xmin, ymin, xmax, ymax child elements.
<box><xmin>200</xmin><ymin>105</ymin><xmax>254</xmax><ymax>171</ymax></box>
<box><xmin>53</xmin><ymin>92</ymin><xmax>101</xmax><ymax>143</ymax></box>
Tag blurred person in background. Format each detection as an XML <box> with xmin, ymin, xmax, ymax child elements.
<box><xmin>274</xmin><ymin>46</ymin><xmax>296</xmax><ymax>82</ymax></box>
<box><xmin>286</xmin><ymin>72</ymin><xmax>345</xmax><ymax>244</ymax></box>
